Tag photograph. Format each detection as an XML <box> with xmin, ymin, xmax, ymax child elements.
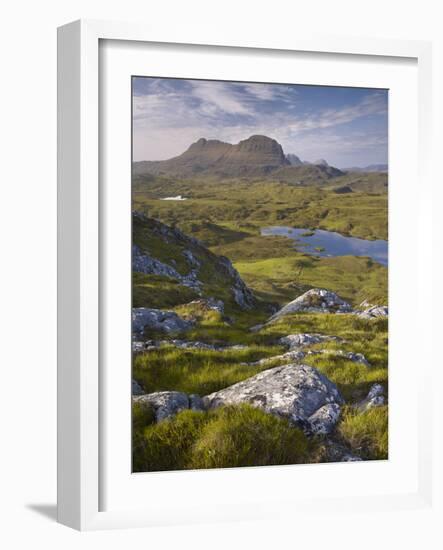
<box><xmin>131</xmin><ymin>76</ymin><xmax>389</xmax><ymax>472</ymax></box>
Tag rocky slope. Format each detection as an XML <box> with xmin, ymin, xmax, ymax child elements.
<box><xmin>133</xmin><ymin>211</ymin><xmax>256</xmax><ymax>310</ymax></box>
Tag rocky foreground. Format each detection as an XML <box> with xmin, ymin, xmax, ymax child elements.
<box><xmin>132</xmin><ymin>288</ymin><xmax>388</xmax><ymax>463</ymax></box>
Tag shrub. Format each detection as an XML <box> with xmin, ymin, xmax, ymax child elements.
<box><xmin>133</xmin><ymin>404</ymin><xmax>311</xmax><ymax>472</ymax></box>
<box><xmin>338</xmin><ymin>406</ymin><xmax>388</xmax><ymax>460</ymax></box>
<box><xmin>189</xmin><ymin>405</ymin><xmax>310</xmax><ymax>469</ymax></box>
<box><xmin>133</xmin><ymin>409</ymin><xmax>208</xmax><ymax>472</ymax></box>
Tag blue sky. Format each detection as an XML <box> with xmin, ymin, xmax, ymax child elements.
<box><xmin>132</xmin><ymin>77</ymin><xmax>388</xmax><ymax>168</ymax></box>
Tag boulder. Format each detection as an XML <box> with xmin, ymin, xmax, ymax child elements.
<box><xmin>270</xmin><ymin>288</ymin><xmax>353</xmax><ymax>321</ymax></box>
<box><xmin>132</xmin><ymin>307</ymin><xmax>193</xmax><ymax>335</ymax></box>
<box><xmin>133</xmin><ymin>391</ymin><xmax>190</xmax><ymax>422</ymax></box>
<box><xmin>356</xmin><ymin>384</ymin><xmax>386</xmax><ymax>411</ymax></box>
<box><xmin>203</xmin><ymin>363</ymin><xmax>344</xmax><ymax>435</ymax></box>
<box><xmin>189</xmin><ymin>394</ymin><xmax>206</xmax><ymax>412</ymax></box>
<box><xmin>357</xmin><ymin>305</ymin><xmax>388</xmax><ymax>319</ymax></box>
<box><xmin>279</xmin><ymin>332</ymin><xmax>341</xmax><ymax>350</ymax></box>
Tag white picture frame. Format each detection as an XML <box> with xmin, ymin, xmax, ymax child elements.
<box><xmin>57</xmin><ymin>19</ymin><xmax>433</xmax><ymax>531</ymax></box>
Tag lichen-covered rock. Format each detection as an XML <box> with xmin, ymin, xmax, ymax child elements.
<box><xmin>279</xmin><ymin>333</ymin><xmax>341</xmax><ymax>350</ymax></box>
<box><xmin>356</xmin><ymin>384</ymin><xmax>385</xmax><ymax>411</ymax></box>
<box><xmin>132</xmin><ymin>308</ymin><xmax>193</xmax><ymax>335</ymax></box>
<box><xmin>132</xmin><ymin>379</ymin><xmax>144</xmax><ymax>395</ymax></box>
<box><xmin>356</xmin><ymin>305</ymin><xmax>388</xmax><ymax>319</ymax></box>
<box><xmin>132</xmin><ymin>244</ymin><xmax>203</xmax><ymax>293</ymax></box>
<box><xmin>189</xmin><ymin>394</ymin><xmax>206</xmax><ymax>412</ymax></box>
<box><xmin>270</xmin><ymin>288</ymin><xmax>352</xmax><ymax>321</ymax></box>
<box><xmin>203</xmin><ymin>363</ymin><xmax>344</xmax><ymax>435</ymax></box>
<box><xmin>133</xmin><ymin>391</ymin><xmax>189</xmax><ymax>422</ymax></box>
<box><xmin>132</xmin><ymin>338</ymin><xmax>248</xmax><ymax>353</ymax></box>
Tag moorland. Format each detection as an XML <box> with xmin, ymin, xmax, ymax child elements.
<box><xmin>131</xmin><ymin>135</ymin><xmax>388</xmax><ymax>471</ymax></box>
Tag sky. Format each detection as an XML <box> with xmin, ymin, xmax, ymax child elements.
<box><xmin>132</xmin><ymin>77</ymin><xmax>388</xmax><ymax>168</ymax></box>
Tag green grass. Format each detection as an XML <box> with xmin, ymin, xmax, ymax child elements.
<box><xmin>133</xmin><ymin>344</ymin><xmax>283</xmax><ymax>396</ymax></box>
<box><xmin>133</xmin><ymin>404</ymin><xmax>311</xmax><ymax>472</ymax></box>
<box><xmin>133</xmin><ymin>177</ymin><xmax>387</xmax><ymax>241</ymax></box>
<box><xmin>133</xmin><ymin>272</ymin><xmax>199</xmax><ymax>308</ymax></box>
<box><xmin>338</xmin><ymin>406</ymin><xmax>388</xmax><ymax>460</ymax></box>
<box><xmin>234</xmin><ymin>253</ymin><xmax>387</xmax><ymax>307</ymax></box>
<box><xmin>260</xmin><ymin>313</ymin><xmax>388</xmax><ymax>402</ymax></box>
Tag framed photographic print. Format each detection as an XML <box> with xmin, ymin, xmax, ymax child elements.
<box><xmin>57</xmin><ymin>20</ymin><xmax>433</xmax><ymax>530</ymax></box>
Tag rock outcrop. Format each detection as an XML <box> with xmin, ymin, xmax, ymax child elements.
<box><xmin>132</xmin><ymin>338</ymin><xmax>248</xmax><ymax>353</ymax></box>
<box><xmin>133</xmin><ymin>390</ymin><xmax>207</xmax><ymax>421</ymax></box>
<box><xmin>133</xmin><ymin>391</ymin><xmax>191</xmax><ymax>422</ymax></box>
<box><xmin>356</xmin><ymin>384</ymin><xmax>386</xmax><ymax>411</ymax></box>
<box><xmin>203</xmin><ymin>363</ymin><xmax>344</xmax><ymax>435</ymax></box>
<box><xmin>132</xmin><ymin>308</ymin><xmax>192</xmax><ymax>335</ymax></box>
<box><xmin>279</xmin><ymin>332</ymin><xmax>342</xmax><ymax>350</ymax></box>
<box><xmin>269</xmin><ymin>288</ymin><xmax>352</xmax><ymax>321</ymax></box>
<box><xmin>356</xmin><ymin>305</ymin><xmax>388</xmax><ymax>319</ymax></box>
<box><xmin>132</xmin><ymin>212</ymin><xmax>256</xmax><ymax>310</ymax></box>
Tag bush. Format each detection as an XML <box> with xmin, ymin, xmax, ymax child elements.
<box><xmin>189</xmin><ymin>405</ymin><xmax>310</xmax><ymax>469</ymax></box>
<box><xmin>133</xmin><ymin>409</ymin><xmax>208</xmax><ymax>472</ymax></box>
<box><xmin>338</xmin><ymin>406</ymin><xmax>388</xmax><ymax>460</ymax></box>
<box><xmin>133</xmin><ymin>404</ymin><xmax>311</xmax><ymax>472</ymax></box>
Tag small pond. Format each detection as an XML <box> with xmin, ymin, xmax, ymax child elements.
<box><xmin>261</xmin><ymin>226</ymin><xmax>388</xmax><ymax>266</ymax></box>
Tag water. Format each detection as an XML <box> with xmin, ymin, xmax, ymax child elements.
<box><xmin>261</xmin><ymin>226</ymin><xmax>388</xmax><ymax>266</ymax></box>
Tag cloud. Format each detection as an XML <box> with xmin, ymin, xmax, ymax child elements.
<box><xmin>132</xmin><ymin>77</ymin><xmax>388</xmax><ymax>166</ymax></box>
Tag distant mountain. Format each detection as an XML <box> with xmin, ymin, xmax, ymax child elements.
<box><xmin>343</xmin><ymin>164</ymin><xmax>388</xmax><ymax>173</ymax></box>
<box><xmin>313</xmin><ymin>159</ymin><xmax>329</xmax><ymax>167</ymax></box>
<box><xmin>271</xmin><ymin>163</ymin><xmax>344</xmax><ymax>185</ymax></box>
<box><xmin>133</xmin><ymin>135</ymin><xmax>290</xmax><ymax>178</ymax></box>
<box><xmin>286</xmin><ymin>153</ymin><xmax>304</xmax><ymax>166</ymax></box>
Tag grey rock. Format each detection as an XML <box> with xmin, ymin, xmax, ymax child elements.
<box><xmin>133</xmin><ymin>391</ymin><xmax>189</xmax><ymax>422</ymax></box>
<box><xmin>322</xmin><ymin>440</ymin><xmax>363</xmax><ymax>462</ymax></box>
<box><xmin>307</xmin><ymin>403</ymin><xmax>342</xmax><ymax>435</ymax></box>
<box><xmin>183</xmin><ymin>249</ymin><xmax>201</xmax><ymax>269</ymax></box>
<box><xmin>270</xmin><ymin>288</ymin><xmax>353</xmax><ymax>321</ymax></box>
<box><xmin>218</xmin><ymin>256</ymin><xmax>256</xmax><ymax>310</ymax></box>
<box><xmin>132</xmin><ymin>379</ymin><xmax>144</xmax><ymax>395</ymax></box>
<box><xmin>189</xmin><ymin>394</ymin><xmax>206</xmax><ymax>412</ymax></box>
<box><xmin>356</xmin><ymin>305</ymin><xmax>388</xmax><ymax>319</ymax></box>
<box><xmin>132</xmin><ymin>338</ymin><xmax>248</xmax><ymax>353</ymax></box>
<box><xmin>279</xmin><ymin>332</ymin><xmax>341</xmax><ymax>350</ymax></box>
<box><xmin>203</xmin><ymin>363</ymin><xmax>344</xmax><ymax>435</ymax></box>
<box><xmin>356</xmin><ymin>384</ymin><xmax>386</xmax><ymax>411</ymax></box>
<box><xmin>132</xmin><ymin>308</ymin><xmax>192</xmax><ymax>335</ymax></box>
<box><xmin>132</xmin><ymin>244</ymin><xmax>202</xmax><ymax>293</ymax></box>
<box><xmin>186</xmin><ymin>297</ymin><xmax>225</xmax><ymax>314</ymax></box>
